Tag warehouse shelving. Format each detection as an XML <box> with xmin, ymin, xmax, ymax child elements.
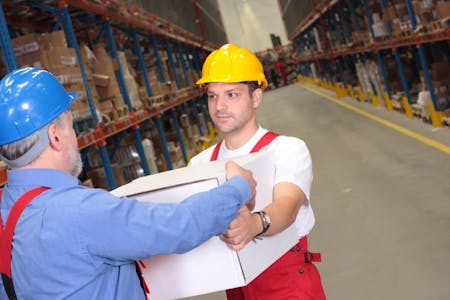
<box><xmin>0</xmin><ymin>0</ymin><xmax>215</xmax><ymax>189</ymax></box>
<box><xmin>289</xmin><ymin>0</ymin><xmax>450</xmax><ymax>129</ymax></box>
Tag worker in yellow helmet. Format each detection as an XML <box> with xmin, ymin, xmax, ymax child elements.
<box><xmin>0</xmin><ymin>67</ymin><xmax>256</xmax><ymax>299</ymax></box>
<box><xmin>190</xmin><ymin>44</ymin><xmax>326</xmax><ymax>299</ymax></box>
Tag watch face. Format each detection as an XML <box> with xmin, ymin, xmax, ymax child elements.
<box><xmin>261</xmin><ymin>211</ymin><xmax>271</xmax><ymax>229</ymax></box>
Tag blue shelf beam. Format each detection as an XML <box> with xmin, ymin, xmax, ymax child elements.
<box><xmin>165</xmin><ymin>39</ymin><xmax>182</xmax><ymax>89</ymax></box>
<box><xmin>154</xmin><ymin>116</ymin><xmax>173</xmax><ymax>170</ymax></box>
<box><xmin>0</xmin><ymin>2</ymin><xmax>18</xmax><ymax>71</ymax></box>
<box><xmin>191</xmin><ymin>98</ymin><xmax>204</xmax><ymax>136</ymax></box>
<box><xmin>106</xmin><ymin>21</ymin><xmax>151</xmax><ymax>175</ymax></box>
<box><xmin>133</xmin><ymin>29</ymin><xmax>153</xmax><ymax>97</ymax></box>
<box><xmin>199</xmin><ymin>96</ymin><xmax>210</xmax><ymax>135</ymax></box>
<box><xmin>405</xmin><ymin>0</ymin><xmax>440</xmax><ymax>111</ymax></box>
<box><xmin>171</xmin><ymin>109</ymin><xmax>188</xmax><ymax>164</ymax></box>
<box><xmin>177</xmin><ymin>43</ymin><xmax>190</xmax><ymax>87</ymax></box>
<box><xmin>58</xmin><ymin>6</ymin><xmax>117</xmax><ymax>188</ymax></box>
<box><xmin>150</xmin><ymin>35</ymin><xmax>167</xmax><ymax>82</ymax></box>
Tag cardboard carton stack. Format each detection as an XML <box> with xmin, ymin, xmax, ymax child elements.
<box><xmin>167</xmin><ymin>141</ymin><xmax>185</xmax><ymax>169</ymax></box>
<box><xmin>383</xmin><ymin>0</ymin><xmax>417</xmax><ymax>38</ymax></box>
<box><xmin>372</xmin><ymin>11</ymin><xmax>389</xmax><ymax>39</ymax></box>
<box><xmin>351</xmin><ymin>31</ymin><xmax>371</xmax><ymax>47</ymax></box>
<box><xmin>11</xmin><ymin>31</ymin><xmax>103</xmax><ymax>122</ymax></box>
<box><xmin>180</xmin><ymin>113</ymin><xmax>200</xmax><ymax>159</ymax></box>
<box><xmin>89</xmin><ymin>45</ymin><xmax>128</xmax><ymax>121</ymax></box>
<box><xmin>413</xmin><ymin>0</ymin><xmax>437</xmax><ymax>24</ymax></box>
<box><xmin>138</xmin><ymin>69</ymin><xmax>174</xmax><ymax>111</ymax></box>
<box><xmin>118</xmin><ymin>51</ymin><xmax>143</xmax><ymax>110</ymax></box>
<box><xmin>437</xmin><ymin>0</ymin><xmax>450</xmax><ymax>19</ymax></box>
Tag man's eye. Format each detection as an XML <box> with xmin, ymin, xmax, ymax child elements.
<box><xmin>207</xmin><ymin>95</ymin><xmax>216</xmax><ymax>100</ymax></box>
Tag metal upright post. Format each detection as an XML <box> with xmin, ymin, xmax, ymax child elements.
<box><xmin>176</xmin><ymin>43</ymin><xmax>190</xmax><ymax>86</ymax></box>
<box><xmin>193</xmin><ymin>47</ymin><xmax>203</xmax><ymax>76</ymax></box>
<box><xmin>191</xmin><ymin>99</ymin><xmax>204</xmax><ymax>136</ymax></box>
<box><xmin>182</xmin><ymin>103</ymin><xmax>193</xmax><ymax>129</ymax></box>
<box><xmin>104</xmin><ymin>21</ymin><xmax>132</xmax><ymax>110</ymax></box>
<box><xmin>58</xmin><ymin>6</ymin><xmax>117</xmax><ymax>188</ymax></box>
<box><xmin>199</xmin><ymin>95</ymin><xmax>210</xmax><ymax>135</ymax></box>
<box><xmin>164</xmin><ymin>39</ymin><xmax>182</xmax><ymax>89</ymax></box>
<box><xmin>0</xmin><ymin>3</ymin><xmax>18</xmax><ymax>71</ymax></box>
<box><xmin>133</xmin><ymin>30</ymin><xmax>153</xmax><ymax>97</ymax></box>
<box><xmin>104</xmin><ymin>21</ymin><xmax>150</xmax><ymax>176</ymax></box>
<box><xmin>343</xmin><ymin>56</ymin><xmax>354</xmax><ymax>87</ymax></box>
<box><xmin>361</xmin><ymin>0</ymin><xmax>391</xmax><ymax>106</ymax></box>
<box><xmin>150</xmin><ymin>34</ymin><xmax>167</xmax><ymax>82</ymax></box>
<box><xmin>330</xmin><ymin>10</ymin><xmax>345</xmax><ymax>84</ymax></box>
<box><xmin>393</xmin><ymin>50</ymin><xmax>413</xmax><ymax>105</ymax></box>
<box><xmin>171</xmin><ymin>109</ymin><xmax>188</xmax><ymax>164</ymax></box>
<box><xmin>338</xmin><ymin>2</ymin><xmax>351</xmax><ymax>44</ymax></box>
<box><xmin>154</xmin><ymin>116</ymin><xmax>173</xmax><ymax>170</ymax></box>
<box><xmin>186</xmin><ymin>46</ymin><xmax>196</xmax><ymax>72</ymax></box>
<box><xmin>405</xmin><ymin>0</ymin><xmax>440</xmax><ymax>120</ymax></box>
<box><xmin>347</xmin><ymin>0</ymin><xmax>360</xmax><ymax>32</ymax></box>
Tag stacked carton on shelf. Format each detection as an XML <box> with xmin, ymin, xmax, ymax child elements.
<box><xmin>118</xmin><ymin>51</ymin><xmax>143</xmax><ymax>110</ymax></box>
<box><xmin>11</xmin><ymin>31</ymin><xmax>100</xmax><ymax>122</ymax></box>
<box><xmin>437</xmin><ymin>1</ymin><xmax>450</xmax><ymax>19</ymax></box>
<box><xmin>90</xmin><ymin>45</ymin><xmax>128</xmax><ymax>122</ymax></box>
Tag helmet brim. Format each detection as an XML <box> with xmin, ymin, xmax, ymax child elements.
<box><xmin>68</xmin><ymin>92</ymin><xmax>79</xmax><ymax>105</ymax></box>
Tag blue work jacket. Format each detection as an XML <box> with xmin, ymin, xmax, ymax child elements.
<box><xmin>0</xmin><ymin>168</ymin><xmax>250</xmax><ymax>299</ymax></box>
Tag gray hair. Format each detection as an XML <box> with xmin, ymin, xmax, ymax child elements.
<box><xmin>0</xmin><ymin>114</ymin><xmax>67</xmax><ymax>167</ymax></box>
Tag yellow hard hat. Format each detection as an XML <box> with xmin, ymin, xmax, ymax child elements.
<box><xmin>196</xmin><ymin>44</ymin><xmax>268</xmax><ymax>89</ymax></box>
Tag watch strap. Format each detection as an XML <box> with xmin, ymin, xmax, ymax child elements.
<box><xmin>254</xmin><ymin>210</ymin><xmax>270</xmax><ymax>238</ymax></box>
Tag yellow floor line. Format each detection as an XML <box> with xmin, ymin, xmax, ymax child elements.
<box><xmin>300</xmin><ymin>83</ymin><xmax>450</xmax><ymax>155</ymax></box>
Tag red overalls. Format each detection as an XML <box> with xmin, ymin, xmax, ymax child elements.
<box><xmin>211</xmin><ymin>132</ymin><xmax>326</xmax><ymax>300</ymax></box>
<box><xmin>0</xmin><ymin>188</ymin><xmax>150</xmax><ymax>300</ymax></box>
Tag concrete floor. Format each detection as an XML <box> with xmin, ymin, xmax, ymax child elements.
<box><xmin>185</xmin><ymin>83</ymin><xmax>450</xmax><ymax>300</ymax></box>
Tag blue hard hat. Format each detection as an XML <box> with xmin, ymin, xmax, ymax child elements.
<box><xmin>0</xmin><ymin>67</ymin><xmax>78</xmax><ymax>145</ymax></box>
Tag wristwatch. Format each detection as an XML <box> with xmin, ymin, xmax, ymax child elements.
<box><xmin>254</xmin><ymin>210</ymin><xmax>271</xmax><ymax>238</ymax></box>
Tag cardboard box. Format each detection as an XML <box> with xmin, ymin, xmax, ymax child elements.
<box><xmin>111</xmin><ymin>151</ymin><xmax>298</xmax><ymax>300</ymax></box>
<box><xmin>438</xmin><ymin>1</ymin><xmax>450</xmax><ymax>19</ymax></box>
<box><xmin>92</xmin><ymin>73</ymin><xmax>111</xmax><ymax>87</ymax></box>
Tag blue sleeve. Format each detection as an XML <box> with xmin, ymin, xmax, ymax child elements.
<box><xmin>75</xmin><ymin>176</ymin><xmax>251</xmax><ymax>262</ymax></box>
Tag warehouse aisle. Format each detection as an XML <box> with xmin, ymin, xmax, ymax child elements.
<box><xmin>186</xmin><ymin>83</ymin><xmax>450</xmax><ymax>300</ymax></box>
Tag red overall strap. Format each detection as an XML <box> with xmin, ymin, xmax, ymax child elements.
<box><xmin>210</xmin><ymin>131</ymin><xmax>279</xmax><ymax>161</ymax></box>
<box><xmin>0</xmin><ymin>187</ymin><xmax>49</xmax><ymax>277</ymax></box>
<box><xmin>218</xmin><ymin>131</ymin><xmax>324</xmax><ymax>300</ymax></box>
<box><xmin>136</xmin><ymin>260</ymin><xmax>150</xmax><ymax>299</ymax></box>
<box><xmin>0</xmin><ymin>189</ymin><xmax>150</xmax><ymax>300</ymax></box>
<box><xmin>210</xmin><ymin>140</ymin><xmax>223</xmax><ymax>161</ymax></box>
<box><xmin>249</xmin><ymin>131</ymin><xmax>279</xmax><ymax>153</ymax></box>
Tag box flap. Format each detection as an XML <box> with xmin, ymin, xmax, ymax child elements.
<box><xmin>111</xmin><ymin>151</ymin><xmax>272</xmax><ymax>198</ymax></box>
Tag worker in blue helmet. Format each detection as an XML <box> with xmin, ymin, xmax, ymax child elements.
<box><xmin>0</xmin><ymin>67</ymin><xmax>256</xmax><ymax>299</ymax></box>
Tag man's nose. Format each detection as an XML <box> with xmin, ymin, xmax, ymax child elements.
<box><xmin>215</xmin><ymin>95</ymin><xmax>227</xmax><ymax>110</ymax></box>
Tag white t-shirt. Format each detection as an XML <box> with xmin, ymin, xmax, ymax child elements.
<box><xmin>189</xmin><ymin>127</ymin><xmax>315</xmax><ymax>238</ymax></box>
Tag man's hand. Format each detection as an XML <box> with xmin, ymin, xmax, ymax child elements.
<box><xmin>225</xmin><ymin>161</ymin><xmax>256</xmax><ymax>210</ymax></box>
<box><xmin>220</xmin><ymin>206</ymin><xmax>262</xmax><ymax>250</ymax></box>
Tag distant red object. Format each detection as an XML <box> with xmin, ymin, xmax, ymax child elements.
<box><xmin>275</xmin><ymin>61</ymin><xmax>288</xmax><ymax>85</ymax></box>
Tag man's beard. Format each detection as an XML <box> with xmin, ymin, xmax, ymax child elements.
<box><xmin>69</xmin><ymin>146</ymin><xmax>83</xmax><ymax>178</ymax></box>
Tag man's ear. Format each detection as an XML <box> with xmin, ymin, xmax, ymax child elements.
<box><xmin>252</xmin><ymin>88</ymin><xmax>263</xmax><ymax>108</ymax></box>
<box><xmin>48</xmin><ymin>123</ymin><xmax>63</xmax><ymax>151</ymax></box>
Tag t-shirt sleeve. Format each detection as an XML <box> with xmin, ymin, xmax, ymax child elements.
<box><xmin>270</xmin><ymin>136</ymin><xmax>313</xmax><ymax>200</ymax></box>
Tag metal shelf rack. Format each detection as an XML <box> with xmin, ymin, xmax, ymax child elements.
<box><xmin>288</xmin><ymin>0</ymin><xmax>450</xmax><ymax>128</ymax></box>
<box><xmin>0</xmin><ymin>0</ymin><xmax>215</xmax><ymax>189</ymax></box>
